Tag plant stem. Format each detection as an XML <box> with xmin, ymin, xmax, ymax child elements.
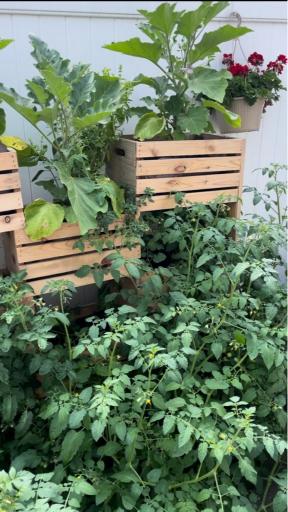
<box><xmin>108</xmin><ymin>338</ymin><xmax>118</xmax><ymax>377</ymax></box>
<box><xmin>214</xmin><ymin>471</ymin><xmax>224</xmax><ymax>512</ymax></box>
<box><xmin>258</xmin><ymin>459</ymin><xmax>280</xmax><ymax>511</ymax></box>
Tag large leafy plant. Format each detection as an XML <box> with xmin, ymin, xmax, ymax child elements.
<box><xmin>104</xmin><ymin>1</ymin><xmax>252</xmax><ymax>140</ymax></box>
<box><xmin>0</xmin><ymin>165</ymin><xmax>286</xmax><ymax>511</ymax></box>
<box><xmin>0</xmin><ymin>37</ymin><xmax>130</xmax><ymax>238</ymax></box>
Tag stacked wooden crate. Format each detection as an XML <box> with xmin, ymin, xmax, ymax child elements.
<box><xmin>0</xmin><ymin>148</ymin><xmax>24</xmax><ymax>233</ymax></box>
<box><xmin>108</xmin><ymin>134</ymin><xmax>245</xmax><ymax>218</ymax></box>
<box><xmin>0</xmin><ymin>148</ymin><xmax>140</xmax><ymax>295</ymax></box>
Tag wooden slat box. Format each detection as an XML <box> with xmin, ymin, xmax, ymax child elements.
<box><xmin>0</xmin><ymin>149</ymin><xmax>24</xmax><ymax>232</ymax></box>
<box><xmin>6</xmin><ymin>220</ymin><xmax>140</xmax><ymax>295</ymax></box>
<box><xmin>108</xmin><ymin>135</ymin><xmax>245</xmax><ymax>217</ymax></box>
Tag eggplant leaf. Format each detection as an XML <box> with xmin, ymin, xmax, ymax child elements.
<box><xmin>135</xmin><ymin>112</ymin><xmax>165</xmax><ymax>140</ymax></box>
<box><xmin>189</xmin><ymin>67</ymin><xmax>231</xmax><ymax>103</ymax></box>
<box><xmin>203</xmin><ymin>99</ymin><xmax>241</xmax><ymax>127</ymax></box>
<box><xmin>24</xmin><ymin>199</ymin><xmax>65</xmax><ymax>241</ymax></box>
<box><xmin>104</xmin><ymin>38</ymin><xmax>162</xmax><ymax>64</ymax></box>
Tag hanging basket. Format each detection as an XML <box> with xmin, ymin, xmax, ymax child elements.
<box><xmin>215</xmin><ymin>97</ymin><xmax>266</xmax><ymax>134</ymax></box>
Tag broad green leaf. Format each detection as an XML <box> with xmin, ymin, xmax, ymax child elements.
<box><xmin>74</xmin><ymin>478</ymin><xmax>97</xmax><ymax>496</ymax></box>
<box><xmin>0</xmin><ymin>38</ymin><xmax>14</xmax><ymax>50</ymax></box>
<box><xmin>26</xmin><ymin>80</ymin><xmax>49</xmax><ymax>106</ymax></box>
<box><xmin>40</xmin><ymin>66</ymin><xmax>71</xmax><ymax>105</ymax></box>
<box><xmin>166</xmin><ymin>397</ymin><xmax>186</xmax><ymax>410</ymax></box>
<box><xmin>93</xmin><ymin>74</ymin><xmax>122</xmax><ymax>112</ymax></box>
<box><xmin>1</xmin><ymin>394</ymin><xmax>18</xmax><ymax>423</ymax></box>
<box><xmin>178</xmin><ymin>425</ymin><xmax>193</xmax><ymax>447</ymax></box>
<box><xmin>92</xmin><ymin>419</ymin><xmax>106</xmax><ymax>441</ymax></box>
<box><xmin>56</xmin><ymin>162</ymin><xmax>108</xmax><ymax>234</ymax></box>
<box><xmin>198</xmin><ymin>442</ymin><xmax>208</xmax><ymax>463</ymax></box>
<box><xmin>261</xmin><ymin>344</ymin><xmax>275</xmax><ymax>370</ymax></box>
<box><xmin>178</xmin><ymin>2</ymin><xmax>229</xmax><ymax>37</ymax></box>
<box><xmin>96</xmin><ymin>176</ymin><xmax>124</xmax><ymax>218</ymax></box>
<box><xmin>0</xmin><ymin>85</ymin><xmax>40</xmax><ymax>126</ymax></box>
<box><xmin>139</xmin><ymin>3</ymin><xmax>179</xmax><ymax>35</ymax></box>
<box><xmin>203</xmin><ymin>99</ymin><xmax>241</xmax><ymax>128</ymax></box>
<box><xmin>115</xmin><ymin>421</ymin><xmax>127</xmax><ymax>441</ymax></box>
<box><xmin>232</xmin><ymin>262</ymin><xmax>250</xmax><ymax>279</ymax></box>
<box><xmin>177</xmin><ymin>106</ymin><xmax>209</xmax><ymax>135</ymax></box>
<box><xmin>206</xmin><ymin>378</ymin><xmax>229</xmax><ymax>390</ymax></box>
<box><xmin>104</xmin><ymin>38</ymin><xmax>162</xmax><ymax>64</ymax></box>
<box><xmin>189</xmin><ymin>67</ymin><xmax>231</xmax><ymax>103</ymax></box>
<box><xmin>239</xmin><ymin>457</ymin><xmax>257</xmax><ymax>484</ymax></box>
<box><xmin>196</xmin><ymin>252</ymin><xmax>214</xmax><ymax>268</ymax></box>
<box><xmin>273</xmin><ymin>492</ymin><xmax>287</xmax><ymax>512</ymax></box>
<box><xmin>73</xmin><ymin>111</ymin><xmax>111</xmax><ymax>130</ymax></box>
<box><xmin>263</xmin><ymin>438</ymin><xmax>276</xmax><ymax>459</ymax></box>
<box><xmin>69</xmin><ymin>409</ymin><xmax>86</xmax><ymax>429</ymax></box>
<box><xmin>64</xmin><ymin>205</ymin><xmax>77</xmax><ymax>224</ymax></box>
<box><xmin>147</xmin><ymin>468</ymin><xmax>161</xmax><ymax>483</ymax></box>
<box><xmin>189</xmin><ymin>25</ymin><xmax>252</xmax><ymax>63</ymax></box>
<box><xmin>163</xmin><ymin>415</ymin><xmax>176</xmax><ymax>435</ymax></box>
<box><xmin>70</xmin><ymin>72</ymin><xmax>94</xmax><ymax>112</ymax></box>
<box><xmin>24</xmin><ymin>199</ymin><xmax>65</xmax><ymax>241</ymax></box>
<box><xmin>135</xmin><ymin>112</ymin><xmax>165</xmax><ymax>141</ymax></box>
<box><xmin>49</xmin><ymin>406</ymin><xmax>69</xmax><ymax>440</ymax></box>
<box><xmin>60</xmin><ymin>430</ymin><xmax>85</xmax><ymax>464</ymax></box>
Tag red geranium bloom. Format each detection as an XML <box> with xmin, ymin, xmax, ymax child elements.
<box><xmin>222</xmin><ymin>53</ymin><xmax>234</xmax><ymax>65</ymax></box>
<box><xmin>228</xmin><ymin>63</ymin><xmax>249</xmax><ymax>76</ymax></box>
<box><xmin>277</xmin><ymin>54</ymin><xmax>287</xmax><ymax>64</ymax></box>
<box><xmin>248</xmin><ymin>52</ymin><xmax>264</xmax><ymax>66</ymax></box>
<box><xmin>267</xmin><ymin>60</ymin><xmax>284</xmax><ymax>74</ymax></box>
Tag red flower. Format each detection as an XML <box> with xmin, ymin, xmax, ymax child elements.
<box><xmin>228</xmin><ymin>63</ymin><xmax>249</xmax><ymax>76</ymax></box>
<box><xmin>277</xmin><ymin>54</ymin><xmax>287</xmax><ymax>64</ymax></box>
<box><xmin>248</xmin><ymin>52</ymin><xmax>264</xmax><ymax>66</ymax></box>
<box><xmin>267</xmin><ymin>60</ymin><xmax>284</xmax><ymax>74</ymax></box>
<box><xmin>222</xmin><ymin>53</ymin><xmax>234</xmax><ymax>65</ymax></box>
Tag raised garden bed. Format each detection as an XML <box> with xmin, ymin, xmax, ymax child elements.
<box><xmin>5</xmin><ymin>220</ymin><xmax>140</xmax><ymax>295</ymax></box>
<box><xmin>108</xmin><ymin>134</ymin><xmax>245</xmax><ymax>217</ymax></box>
<box><xmin>0</xmin><ymin>148</ymin><xmax>24</xmax><ymax>233</ymax></box>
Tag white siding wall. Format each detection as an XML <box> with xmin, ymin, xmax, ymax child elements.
<box><xmin>0</xmin><ymin>1</ymin><xmax>287</xmax><ymax>268</ymax></box>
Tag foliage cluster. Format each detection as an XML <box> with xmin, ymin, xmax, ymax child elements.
<box><xmin>104</xmin><ymin>1</ymin><xmax>251</xmax><ymax>139</ymax></box>
<box><xmin>0</xmin><ymin>165</ymin><xmax>286</xmax><ymax>512</ymax></box>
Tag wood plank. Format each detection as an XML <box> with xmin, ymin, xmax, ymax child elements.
<box><xmin>28</xmin><ymin>268</ymin><xmax>131</xmax><ymax>296</ymax></box>
<box><xmin>136</xmin><ymin>156</ymin><xmax>242</xmax><ymax>176</ymax></box>
<box><xmin>0</xmin><ymin>151</ymin><xmax>18</xmax><ymax>171</ymax></box>
<box><xmin>0</xmin><ymin>172</ymin><xmax>21</xmax><ymax>191</ymax></box>
<box><xmin>139</xmin><ymin>188</ymin><xmax>240</xmax><ymax>212</ymax></box>
<box><xmin>0</xmin><ymin>191</ymin><xmax>23</xmax><ymax>212</ymax></box>
<box><xmin>0</xmin><ymin>212</ymin><xmax>25</xmax><ymax>233</ymax></box>
<box><xmin>20</xmin><ymin>246</ymin><xmax>141</xmax><ymax>279</ymax></box>
<box><xmin>136</xmin><ymin>138</ymin><xmax>245</xmax><ymax>158</ymax></box>
<box><xmin>17</xmin><ymin>234</ymin><xmax>126</xmax><ymax>264</ymax></box>
<box><xmin>136</xmin><ymin>172</ymin><xmax>240</xmax><ymax>195</ymax></box>
<box><xmin>2</xmin><ymin>232</ymin><xmax>19</xmax><ymax>272</ymax></box>
<box><xmin>14</xmin><ymin>218</ymin><xmax>125</xmax><ymax>245</ymax></box>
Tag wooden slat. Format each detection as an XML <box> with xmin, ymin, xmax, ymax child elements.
<box><xmin>28</xmin><ymin>268</ymin><xmax>131</xmax><ymax>296</ymax></box>
<box><xmin>0</xmin><ymin>212</ymin><xmax>25</xmax><ymax>233</ymax></box>
<box><xmin>0</xmin><ymin>191</ymin><xmax>23</xmax><ymax>212</ymax></box>
<box><xmin>139</xmin><ymin>188</ymin><xmax>240</xmax><ymax>212</ymax></box>
<box><xmin>135</xmin><ymin>138</ymin><xmax>245</xmax><ymax>158</ymax></box>
<box><xmin>20</xmin><ymin>246</ymin><xmax>141</xmax><ymax>280</ymax></box>
<box><xmin>136</xmin><ymin>156</ymin><xmax>241</xmax><ymax>176</ymax></box>
<box><xmin>0</xmin><ymin>151</ymin><xmax>18</xmax><ymax>172</ymax></box>
<box><xmin>136</xmin><ymin>172</ymin><xmax>240</xmax><ymax>195</ymax></box>
<box><xmin>17</xmin><ymin>234</ymin><xmax>126</xmax><ymax>264</ymax></box>
<box><xmin>0</xmin><ymin>172</ymin><xmax>21</xmax><ymax>191</ymax></box>
<box><xmin>14</xmin><ymin>218</ymin><xmax>125</xmax><ymax>246</ymax></box>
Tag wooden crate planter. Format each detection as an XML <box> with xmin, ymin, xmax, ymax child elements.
<box><xmin>0</xmin><ymin>148</ymin><xmax>24</xmax><ymax>233</ymax></box>
<box><xmin>108</xmin><ymin>135</ymin><xmax>245</xmax><ymax>217</ymax></box>
<box><xmin>6</xmin><ymin>221</ymin><xmax>140</xmax><ymax>295</ymax></box>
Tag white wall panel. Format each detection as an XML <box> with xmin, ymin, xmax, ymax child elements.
<box><xmin>0</xmin><ymin>1</ymin><xmax>287</xmax><ymax>269</ymax></box>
